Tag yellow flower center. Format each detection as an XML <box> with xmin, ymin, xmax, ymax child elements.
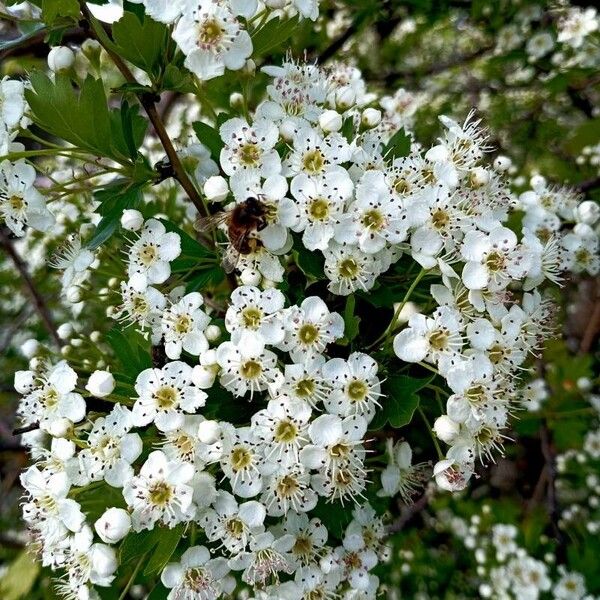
<box><xmin>231</xmin><ymin>446</ymin><xmax>253</xmax><ymax>471</ymax></box>
<box><xmin>274</xmin><ymin>420</ymin><xmax>298</xmax><ymax>443</ymax></box>
<box><xmin>298</xmin><ymin>323</ymin><xmax>320</xmax><ymax>345</ymax></box>
<box><xmin>347</xmin><ymin>379</ymin><xmax>368</xmax><ymax>402</ymax></box>
<box><xmin>241</xmin><ymin>306</ymin><xmax>262</xmax><ymax>329</ymax></box>
<box><xmin>308</xmin><ymin>197</ymin><xmax>330</xmax><ymax>221</ymax></box>
<box><xmin>148</xmin><ymin>481</ymin><xmax>173</xmax><ymax>506</ymax></box>
<box><xmin>302</xmin><ymin>149</ymin><xmax>326</xmax><ymax>174</ymax></box>
<box><xmin>240</xmin><ymin>359</ymin><xmax>262</xmax><ymax>380</ymax></box>
<box><xmin>154</xmin><ymin>386</ymin><xmax>179</xmax><ymax>409</ymax></box>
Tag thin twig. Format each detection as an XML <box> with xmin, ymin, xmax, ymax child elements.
<box><xmin>0</xmin><ymin>227</ymin><xmax>62</xmax><ymax>348</ymax></box>
<box><xmin>579</xmin><ymin>278</ymin><xmax>600</xmax><ymax>354</ymax></box>
<box><xmin>386</xmin><ymin>492</ymin><xmax>430</xmax><ymax>535</ymax></box>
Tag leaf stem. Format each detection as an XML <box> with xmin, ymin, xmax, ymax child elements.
<box><xmin>118</xmin><ymin>553</ymin><xmax>147</xmax><ymax>600</ymax></box>
<box><xmin>417</xmin><ymin>406</ymin><xmax>444</xmax><ymax>460</ymax></box>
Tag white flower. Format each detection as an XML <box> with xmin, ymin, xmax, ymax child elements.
<box><xmin>0</xmin><ymin>159</ymin><xmax>54</xmax><ymax>236</ymax></box>
<box><xmin>291</xmin><ymin>168</ymin><xmax>353</xmax><ymax>251</ymax></box>
<box><xmin>161</xmin><ymin>292</ymin><xmax>211</xmax><ymax>359</ymax></box>
<box><xmin>261</xmin><ymin>464</ymin><xmax>318</xmax><ymax>517</ymax></box>
<box><xmin>16</xmin><ymin>360</ymin><xmax>86</xmax><ymax>430</ymax></box>
<box><xmin>333</xmin><ymin>536</ymin><xmax>378</xmax><ymax>591</ymax></box>
<box><xmin>278</xmin><ymin>296</ymin><xmax>345</xmax><ymax>362</ymax></box>
<box><xmin>252</xmin><ymin>397</ymin><xmax>311</xmax><ymax>468</ymax></box>
<box><xmin>173</xmin><ymin>2</ymin><xmax>252</xmax><ymax>80</ymax></box>
<box><xmin>220</xmin><ymin>425</ymin><xmax>268</xmax><ymax>498</ymax></box>
<box><xmin>335</xmin><ymin>170</ymin><xmax>410</xmax><ymax>253</ymax></box>
<box><xmin>0</xmin><ymin>77</ymin><xmax>26</xmax><ymax>131</ymax></box>
<box><xmin>323</xmin><ymin>242</ymin><xmax>381</xmax><ymax>295</ymax></box>
<box><xmin>127</xmin><ymin>218</ymin><xmax>181</xmax><ymax>291</ymax></box>
<box><xmin>161</xmin><ymin>546</ymin><xmax>233</xmax><ymax>600</ymax></box>
<box><xmin>21</xmin><ymin>466</ymin><xmax>85</xmax><ymax>544</ymax></box>
<box><xmin>280</xmin><ymin>356</ymin><xmax>330</xmax><ymax>407</ymax></box>
<box><xmin>322</xmin><ymin>352</ymin><xmax>382</xmax><ymax>422</ymax></box>
<box><xmin>283</xmin><ymin>512</ymin><xmax>328</xmax><ymax>572</ymax></box>
<box><xmin>219</xmin><ymin>117</ymin><xmax>282</xmax><ymax>189</ymax></box>
<box><xmin>85</xmin><ymin>370</ymin><xmax>115</xmax><ymax>398</ymax></box>
<box><xmin>47</xmin><ymin>46</ymin><xmax>75</xmax><ymax>72</ymax></box>
<box><xmin>377</xmin><ymin>439</ymin><xmax>426</xmax><ymax>501</ymax></box>
<box><xmin>132</xmin><ymin>361</ymin><xmax>207</xmax><ymax>432</ymax></box>
<box><xmin>460</xmin><ymin>226</ymin><xmax>529</xmax><ymax>290</ymax></box>
<box><xmin>553</xmin><ymin>568</ymin><xmax>587</xmax><ymax>600</ymax></box>
<box><xmin>128</xmin><ymin>0</ymin><xmax>184</xmax><ymax>23</ymax></box>
<box><xmin>75</xmin><ymin>404</ymin><xmax>142</xmax><ymax>487</ymax></box>
<box><xmin>558</xmin><ymin>8</ymin><xmax>598</xmax><ymax>48</ymax></box>
<box><xmin>50</xmin><ymin>235</ymin><xmax>95</xmax><ymax>291</ymax></box>
<box><xmin>199</xmin><ymin>490</ymin><xmax>266</xmax><ymax>553</ymax></box>
<box><xmin>228</xmin><ymin>531</ymin><xmax>294</xmax><ymax>586</ymax></box>
<box><xmin>94</xmin><ymin>508</ymin><xmax>131</xmax><ymax>544</ymax></box>
<box><xmin>225</xmin><ymin>285</ymin><xmax>286</xmax><ymax>344</ymax></box>
<box><xmin>123</xmin><ymin>450</ymin><xmax>195</xmax><ymax>530</ymax></box>
<box><xmin>204</xmin><ymin>174</ymin><xmax>229</xmax><ymax>202</ymax></box>
<box><xmin>116</xmin><ymin>281</ymin><xmax>166</xmax><ymax>332</ymax></box>
<box><xmin>393</xmin><ymin>307</ymin><xmax>463</xmax><ymax>364</ymax></box>
<box><xmin>433</xmin><ymin>458</ymin><xmax>474</xmax><ymax>492</ymax></box>
<box><xmin>216</xmin><ymin>331</ymin><xmax>283</xmax><ymax>399</ymax></box>
<box><xmin>285</xmin><ymin>127</ymin><xmax>351</xmax><ymax>178</ymax></box>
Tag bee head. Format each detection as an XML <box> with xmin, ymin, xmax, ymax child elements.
<box><xmin>245</xmin><ymin>196</ymin><xmax>265</xmax><ymax>215</ymax></box>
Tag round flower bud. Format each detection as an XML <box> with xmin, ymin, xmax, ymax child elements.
<box><xmin>240</xmin><ymin>268</ymin><xmax>261</xmax><ymax>286</ymax></box>
<box><xmin>71</xmin><ymin>338</ymin><xmax>83</xmax><ymax>347</ymax></box>
<box><xmin>108</xmin><ymin>277</ymin><xmax>119</xmax><ymax>289</ymax></box>
<box><xmin>575</xmin><ymin>200</ymin><xmax>600</xmax><ymax>225</ymax></box>
<box><xmin>203</xmin><ymin>176</ymin><xmax>229</xmax><ymax>203</ymax></box>
<box><xmin>94</xmin><ymin>508</ymin><xmax>131</xmax><ymax>544</ymax></box>
<box><xmin>577</xmin><ymin>377</ymin><xmax>592</xmax><ymax>391</ymax></box>
<box><xmin>57</xmin><ymin>323</ymin><xmax>73</xmax><ymax>340</ymax></box>
<box><xmin>81</xmin><ymin>39</ymin><xmax>101</xmax><ymax>61</ymax></box>
<box><xmin>198</xmin><ymin>420</ymin><xmax>221</xmax><ymax>444</ymax></box>
<box><xmin>493</xmin><ymin>155</ymin><xmax>512</xmax><ymax>172</ymax></box>
<box><xmin>45</xmin><ymin>417</ymin><xmax>72</xmax><ymax>438</ymax></box>
<box><xmin>205</xmin><ymin>324</ymin><xmax>221</xmax><ymax>342</ymax></box>
<box><xmin>573</xmin><ymin>222</ymin><xmax>594</xmax><ymax>237</ymax></box>
<box><xmin>265</xmin><ymin>0</ymin><xmax>286</xmax><ymax>7</ymax></box>
<box><xmin>85</xmin><ymin>370</ymin><xmax>115</xmax><ymax>398</ymax></box>
<box><xmin>61</xmin><ymin>344</ymin><xmax>72</xmax><ymax>357</ymax></box>
<box><xmin>200</xmin><ymin>349</ymin><xmax>218</xmax><ymax>366</ymax></box>
<box><xmin>47</xmin><ymin>46</ymin><xmax>75</xmax><ymax>72</ymax></box>
<box><xmin>279</xmin><ymin>118</ymin><xmax>297</xmax><ymax>142</ymax></box>
<box><xmin>361</xmin><ymin>107</ymin><xmax>381</xmax><ymax>128</ymax></box>
<box><xmin>65</xmin><ymin>286</ymin><xmax>82</xmax><ymax>304</ymax></box>
<box><xmin>192</xmin><ymin>365</ymin><xmax>216</xmax><ymax>389</ymax></box>
<box><xmin>20</xmin><ymin>339</ymin><xmax>39</xmax><ymax>359</ymax></box>
<box><xmin>120</xmin><ymin>209</ymin><xmax>144</xmax><ymax>231</ymax></box>
<box><xmin>335</xmin><ymin>87</ymin><xmax>355</xmax><ymax>110</ymax></box>
<box><xmin>469</xmin><ymin>167</ymin><xmax>490</xmax><ymax>188</ymax></box>
<box><xmin>530</xmin><ymin>174</ymin><xmax>546</xmax><ymax>190</ymax></box>
<box><xmin>29</xmin><ymin>357</ymin><xmax>43</xmax><ymax>370</ymax></box>
<box><xmin>433</xmin><ymin>415</ymin><xmax>460</xmax><ymax>443</ymax></box>
<box><xmin>14</xmin><ymin>370</ymin><xmax>36</xmax><ymax>394</ymax></box>
<box><xmin>90</xmin><ymin>331</ymin><xmax>101</xmax><ymax>343</ymax></box>
<box><xmin>89</xmin><ymin>544</ymin><xmax>118</xmax><ymax>578</ymax></box>
<box><xmin>229</xmin><ymin>92</ymin><xmax>244</xmax><ymax>109</ymax></box>
<box><xmin>242</xmin><ymin>59</ymin><xmax>256</xmax><ymax>76</ymax></box>
<box><xmin>319</xmin><ymin>109</ymin><xmax>343</xmax><ymax>133</ymax></box>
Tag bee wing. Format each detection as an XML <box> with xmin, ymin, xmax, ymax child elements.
<box><xmin>194</xmin><ymin>211</ymin><xmax>229</xmax><ymax>233</ymax></box>
<box><xmin>221</xmin><ymin>244</ymin><xmax>242</xmax><ymax>274</ymax></box>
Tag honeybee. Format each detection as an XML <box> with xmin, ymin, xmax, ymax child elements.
<box><xmin>197</xmin><ymin>196</ymin><xmax>269</xmax><ymax>273</ymax></box>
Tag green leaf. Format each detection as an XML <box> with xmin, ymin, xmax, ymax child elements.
<box><xmin>192</xmin><ymin>121</ymin><xmax>224</xmax><ymax>162</ymax></box>
<box><xmin>112</xmin><ymin>11</ymin><xmax>169</xmax><ymax>76</ymax></box>
<box><xmin>87</xmin><ymin>181</ymin><xmax>145</xmax><ymax>249</ymax></box>
<box><xmin>162</xmin><ymin>64</ymin><xmax>195</xmax><ymax>93</ymax></box>
<box><xmin>370</xmin><ymin>374</ymin><xmax>433</xmax><ymax>430</ymax></box>
<box><xmin>0</xmin><ymin>551</ymin><xmax>40</xmax><ymax>600</ymax></box>
<box><xmin>294</xmin><ymin>243</ymin><xmax>325</xmax><ymax>280</ymax></box>
<box><xmin>0</xmin><ymin>24</ymin><xmax>45</xmax><ymax>51</ymax></box>
<box><xmin>42</xmin><ymin>0</ymin><xmax>79</xmax><ymax>24</ymax></box>
<box><xmin>77</xmin><ymin>482</ymin><xmax>126</xmax><ymax>522</ymax></box>
<box><xmin>143</xmin><ymin>525</ymin><xmax>184</xmax><ymax>576</ymax></box>
<box><xmin>186</xmin><ymin>267</ymin><xmax>225</xmax><ymax>293</ymax></box>
<box><xmin>25</xmin><ymin>73</ymin><xmax>141</xmax><ymax>164</ymax></box>
<box><xmin>106</xmin><ymin>325</ymin><xmax>152</xmax><ymax>375</ymax></box>
<box><xmin>383</xmin><ymin>127</ymin><xmax>411</xmax><ymax>160</ymax></box>
<box><xmin>251</xmin><ymin>16</ymin><xmax>300</xmax><ymax>56</ymax></box>
<box><xmin>159</xmin><ymin>219</ymin><xmax>214</xmax><ymax>260</ymax></box>
<box><xmin>339</xmin><ymin>294</ymin><xmax>360</xmax><ymax>345</ymax></box>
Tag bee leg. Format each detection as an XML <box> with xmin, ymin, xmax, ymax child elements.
<box><xmin>256</xmin><ymin>218</ymin><xmax>268</xmax><ymax>231</ymax></box>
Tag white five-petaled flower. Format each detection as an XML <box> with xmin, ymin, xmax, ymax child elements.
<box><xmin>132</xmin><ymin>361</ymin><xmax>207</xmax><ymax>432</ymax></box>
<box><xmin>127</xmin><ymin>218</ymin><xmax>181</xmax><ymax>292</ymax></box>
<box><xmin>123</xmin><ymin>450</ymin><xmax>195</xmax><ymax>530</ymax></box>
<box><xmin>161</xmin><ymin>292</ymin><xmax>211</xmax><ymax>359</ymax></box>
<box><xmin>172</xmin><ymin>2</ymin><xmax>252</xmax><ymax>81</ymax></box>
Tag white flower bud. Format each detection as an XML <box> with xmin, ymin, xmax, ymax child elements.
<box><xmin>361</xmin><ymin>107</ymin><xmax>381</xmax><ymax>128</ymax></box>
<box><xmin>198</xmin><ymin>420</ymin><xmax>221</xmax><ymax>444</ymax></box>
<box><xmin>319</xmin><ymin>109</ymin><xmax>343</xmax><ymax>133</ymax></box>
<box><xmin>57</xmin><ymin>323</ymin><xmax>73</xmax><ymax>340</ymax></box>
<box><xmin>265</xmin><ymin>0</ymin><xmax>286</xmax><ymax>9</ymax></box>
<box><xmin>493</xmin><ymin>155</ymin><xmax>512</xmax><ymax>172</ymax></box>
<box><xmin>94</xmin><ymin>508</ymin><xmax>131</xmax><ymax>544</ymax></box>
<box><xmin>81</xmin><ymin>38</ymin><xmax>101</xmax><ymax>61</ymax></box>
<box><xmin>66</xmin><ymin>286</ymin><xmax>82</xmax><ymax>303</ymax></box>
<box><xmin>85</xmin><ymin>370</ymin><xmax>115</xmax><ymax>398</ymax></box>
<box><xmin>433</xmin><ymin>415</ymin><xmax>460</xmax><ymax>443</ymax></box>
<box><xmin>14</xmin><ymin>370</ymin><xmax>35</xmax><ymax>394</ymax></box>
<box><xmin>192</xmin><ymin>365</ymin><xmax>216</xmax><ymax>388</ymax></box>
<box><xmin>205</xmin><ymin>324</ymin><xmax>221</xmax><ymax>342</ymax></box>
<box><xmin>203</xmin><ymin>176</ymin><xmax>229</xmax><ymax>203</ymax></box>
<box><xmin>242</xmin><ymin>59</ymin><xmax>256</xmax><ymax>76</ymax></box>
<box><xmin>577</xmin><ymin>377</ymin><xmax>592</xmax><ymax>391</ymax></box>
<box><xmin>530</xmin><ymin>174</ymin><xmax>546</xmax><ymax>190</ymax></box>
<box><xmin>45</xmin><ymin>417</ymin><xmax>71</xmax><ymax>438</ymax></box>
<box><xmin>90</xmin><ymin>543</ymin><xmax>118</xmax><ymax>577</ymax></box>
<box><xmin>240</xmin><ymin>268</ymin><xmax>261</xmax><ymax>286</ymax></box>
<box><xmin>47</xmin><ymin>46</ymin><xmax>75</xmax><ymax>72</ymax></box>
<box><xmin>229</xmin><ymin>92</ymin><xmax>244</xmax><ymax>109</ymax></box>
<box><xmin>200</xmin><ymin>349</ymin><xmax>218</xmax><ymax>366</ymax></box>
<box><xmin>71</xmin><ymin>338</ymin><xmax>83</xmax><ymax>347</ymax></box>
<box><xmin>575</xmin><ymin>200</ymin><xmax>600</xmax><ymax>225</ymax></box>
<box><xmin>335</xmin><ymin>87</ymin><xmax>355</xmax><ymax>110</ymax></box>
<box><xmin>20</xmin><ymin>339</ymin><xmax>39</xmax><ymax>359</ymax></box>
<box><xmin>469</xmin><ymin>167</ymin><xmax>490</xmax><ymax>188</ymax></box>
<box><xmin>120</xmin><ymin>209</ymin><xmax>144</xmax><ymax>231</ymax></box>
<box><xmin>279</xmin><ymin>119</ymin><xmax>297</xmax><ymax>142</ymax></box>
<box><xmin>573</xmin><ymin>222</ymin><xmax>594</xmax><ymax>237</ymax></box>
<box><xmin>90</xmin><ymin>331</ymin><xmax>101</xmax><ymax>343</ymax></box>
<box><xmin>29</xmin><ymin>357</ymin><xmax>43</xmax><ymax>370</ymax></box>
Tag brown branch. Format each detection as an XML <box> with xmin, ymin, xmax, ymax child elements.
<box><xmin>386</xmin><ymin>491</ymin><xmax>430</xmax><ymax>535</ymax></box>
<box><xmin>80</xmin><ymin>4</ymin><xmax>210</xmax><ymax>226</ymax></box>
<box><xmin>0</xmin><ymin>227</ymin><xmax>62</xmax><ymax>348</ymax></box>
<box><xmin>577</xmin><ymin>176</ymin><xmax>600</xmax><ymax>194</ymax></box>
<box><xmin>579</xmin><ymin>278</ymin><xmax>600</xmax><ymax>354</ymax></box>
